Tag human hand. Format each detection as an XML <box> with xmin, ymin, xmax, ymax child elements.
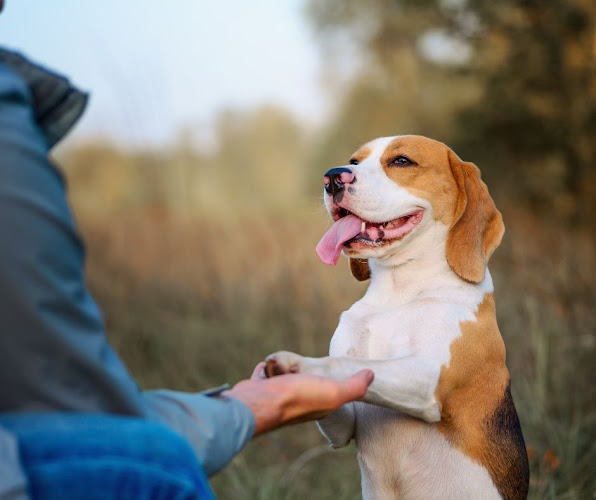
<box><xmin>224</xmin><ymin>362</ymin><xmax>373</xmax><ymax>436</ymax></box>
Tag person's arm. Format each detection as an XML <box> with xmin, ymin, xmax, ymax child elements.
<box><xmin>0</xmin><ymin>53</ymin><xmax>373</xmax><ymax>479</ymax></box>
<box><xmin>0</xmin><ymin>56</ymin><xmax>257</xmax><ymax>477</ymax></box>
<box><xmin>142</xmin><ymin>363</ymin><xmax>372</xmax><ymax>476</ymax></box>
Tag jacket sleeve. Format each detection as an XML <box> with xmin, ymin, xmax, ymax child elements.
<box><xmin>143</xmin><ymin>390</ymin><xmax>255</xmax><ymax>476</ymax></box>
<box><xmin>0</xmin><ymin>56</ymin><xmax>254</xmax><ymax>477</ymax></box>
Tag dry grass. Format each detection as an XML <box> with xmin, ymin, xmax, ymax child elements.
<box><xmin>79</xmin><ymin>206</ymin><xmax>595</xmax><ymax>499</ymax></box>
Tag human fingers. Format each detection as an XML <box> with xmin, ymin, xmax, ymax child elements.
<box><xmin>226</xmin><ymin>369</ymin><xmax>375</xmax><ymax>435</ymax></box>
<box><xmin>290</xmin><ymin>369</ymin><xmax>374</xmax><ymax>411</ymax></box>
<box><xmin>275</xmin><ymin>370</ymin><xmax>374</xmax><ymax>426</ymax></box>
<box><xmin>332</xmin><ymin>369</ymin><xmax>374</xmax><ymax>405</ymax></box>
<box><xmin>250</xmin><ymin>362</ymin><xmax>267</xmax><ymax>380</ymax></box>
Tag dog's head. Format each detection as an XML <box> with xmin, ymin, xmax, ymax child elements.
<box><xmin>316</xmin><ymin>135</ymin><xmax>504</xmax><ymax>283</ymax></box>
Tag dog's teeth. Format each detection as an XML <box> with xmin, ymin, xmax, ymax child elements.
<box><xmin>361</xmin><ymin>221</ymin><xmax>366</xmax><ymax>233</ymax></box>
<box><xmin>385</xmin><ymin>221</ymin><xmax>394</xmax><ymax>229</ymax></box>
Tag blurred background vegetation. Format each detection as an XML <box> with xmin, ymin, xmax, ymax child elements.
<box><xmin>44</xmin><ymin>0</ymin><xmax>596</xmax><ymax>498</ymax></box>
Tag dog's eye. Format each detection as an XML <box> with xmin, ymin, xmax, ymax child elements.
<box><xmin>389</xmin><ymin>155</ymin><xmax>414</xmax><ymax>167</ymax></box>
<box><xmin>349</xmin><ymin>158</ymin><xmax>358</xmax><ymax>165</ymax></box>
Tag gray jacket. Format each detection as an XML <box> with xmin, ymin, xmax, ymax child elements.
<box><xmin>0</xmin><ymin>50</ymin><xmax>254</xmax><ymax>496</ymax></box>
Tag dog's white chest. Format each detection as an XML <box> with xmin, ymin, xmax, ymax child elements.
<box><xmin>329</xmin><ymin>306</ymin><xmax>411</xmax><ymax>359</ymax></box>
<box><xmin>329</xmin><ymin>294</ymin><xmax>471</xmax><ymax>363</ymax></box>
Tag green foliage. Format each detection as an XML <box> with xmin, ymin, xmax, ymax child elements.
<box><xmin>456</xmin><ymin>0</ymin><xmax>596</xmax><ymax>221</ymax></box>
<box><xmin>306</xmin><ymin>0</ymin><xmax>596</xmax><ymax>222</ymax></box>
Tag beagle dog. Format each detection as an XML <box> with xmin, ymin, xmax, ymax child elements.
<box><xmin>265</xmin><ymin>135</ymin><xmax>529</xmax><ymax>499</ymax></box>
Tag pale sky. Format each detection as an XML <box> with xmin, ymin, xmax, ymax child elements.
<box><xmin>0</xmin><ymin>0</ymin><xmax>326</xmax><ymax>148</ymax></box>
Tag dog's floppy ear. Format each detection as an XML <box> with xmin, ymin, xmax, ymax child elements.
<box><xmin>350</xmin><ymin>258</ymin><xmax>371</xmax><ymax>281</ymax></box>
<box><xmin>446</xmin><ymin>151</ymin><xmax>505</xmax><ymax>283</ymax></box>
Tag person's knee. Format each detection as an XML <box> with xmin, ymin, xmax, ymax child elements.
<box><xmin>1</xmin><ymin>413</ymin><xmax>215</xmax><ymax>500</ymax></box>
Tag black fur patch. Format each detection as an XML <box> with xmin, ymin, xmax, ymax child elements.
<box><xmin>484</xmin><ymin>383</ymin><xmax>529</xmax><ymax>499</ymax></box>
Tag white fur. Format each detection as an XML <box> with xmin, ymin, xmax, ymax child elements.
<box><xmin>266</xmin><ymin>136</ymin><xmax>502</xmax><ymax>499</ymax></box>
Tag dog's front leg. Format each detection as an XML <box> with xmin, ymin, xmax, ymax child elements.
<box><xmin>265</xmin><ymin>351</ymin><xmax>441</xmax><ymax>422</ymax></box>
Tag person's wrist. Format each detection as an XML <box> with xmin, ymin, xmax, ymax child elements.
<box><xmin>224</xmin><ymin>380</ymin><xmax>288</xmax><ymax>435</ymax></box>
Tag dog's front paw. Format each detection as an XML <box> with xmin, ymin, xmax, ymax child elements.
<box><xmin>264</xmin><ymin>351</ymin><xmax>304</xmax><ymax>377</ymax></box>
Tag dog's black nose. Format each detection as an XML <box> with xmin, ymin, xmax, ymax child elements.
<box><xmin>324</xmin><ymin>167</ymin><xmax>355</xmax><ymax>200</ymax></box>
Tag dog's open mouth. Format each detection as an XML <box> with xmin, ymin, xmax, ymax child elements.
<box><xmin>316</xmin><ymin>209</ymin><xmax>424</xmax><ymax>265</ymax></box>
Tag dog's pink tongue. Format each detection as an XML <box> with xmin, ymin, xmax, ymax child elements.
<box><xmin>316</xmin><ymin>215</ymin><xmax>363</xmax><ymax>265</ymax></box>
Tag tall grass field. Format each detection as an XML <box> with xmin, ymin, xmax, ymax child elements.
<box><xmin>76</xmin><ymin>204</ymin><xmax>595</xmax><ymax>499</ymax></box>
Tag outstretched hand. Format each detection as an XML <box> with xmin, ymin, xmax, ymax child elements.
<box><xmin>225</xmin><ymin>362</ymin><xmax>374</xmax><ymax>436</ymax></box>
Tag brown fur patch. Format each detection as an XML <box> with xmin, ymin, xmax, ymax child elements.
<box><xmin>379</xmin><ymin>136</ymin><xmax>460</xmax><ymax>226</ymax></box>
<box><xmin>373</xmin><ymin>135</ymin><xmax>503</xmax><ymax>283</ymax></box>
<box><xmin>349</xmin><ymin>258</ymin><xmax>370</xmax><ymax>281</ymax></box>
<box><xmin>446</xmin><ymin>153</ymin><xmax>505</xmax><ymax>283</ymax></box>
<box><xmin>350</xmin><ymin>145</ymin><xmax>372</xmax><ymax>164</ymax></box>
<box><xmin>436</xmin><ymin>294</ymin><xmax>529</xmax><ymax>499</ymax></box>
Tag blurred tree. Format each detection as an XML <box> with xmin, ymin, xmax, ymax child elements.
<box><xmin>457</xmin><ymin>0</ymin><xmax>596</xmax><ymax>222</ymax></box>
<box><xmin>62</xmin><ymin>106</ymin><xmax>308</xmax><ymax>217</ymax></box>
<box><xmin>305</xmin><ymin>0</ymin><xmax>480</xmax><ymax>188</ymax></box>
<box><xmin>211</xmin><ymin>106</ymin><xmax>308</xmax><ymax>212</ymax></box>
<box><xmin>62</xmin><ymin>144</ymin><xmax>165</xmax><ymax>217</ymax></box>
<box><xmin>306</xmin><ymin>0</ymin><xmax>596</xmax><ymax>224</ymax></box>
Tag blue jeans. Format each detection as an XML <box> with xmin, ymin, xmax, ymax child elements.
<box><xmin>0</xmin><ymin>413</ymin><xmax>216</xmax><ymax>500</ymax></box>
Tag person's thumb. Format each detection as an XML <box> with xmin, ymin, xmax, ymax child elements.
<box><xmin>337</xmin><ymin>369</ymin><xmax>374</xmax><ymax>402</ymax></box>
<box><xmin>250</xmin><ymin>362</ymin><xmax>267</xmax><ymax>380</ymax></box>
